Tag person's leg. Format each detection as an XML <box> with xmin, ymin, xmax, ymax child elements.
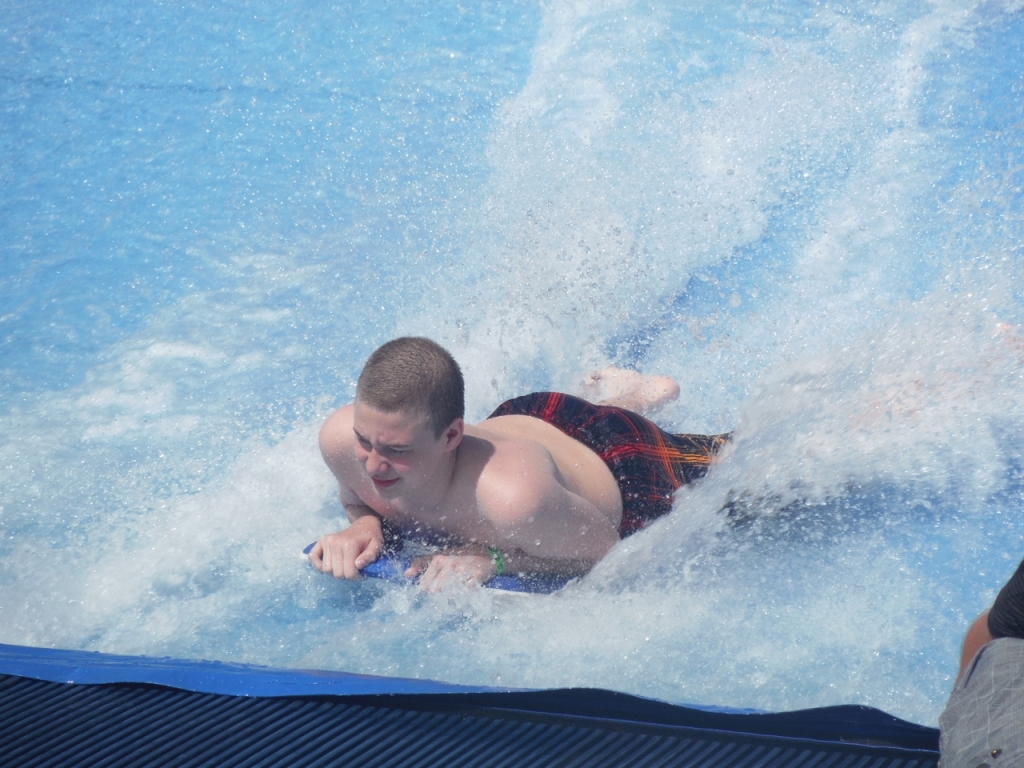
<box><xmin>580</xmin><ymin>367</ymin><xmax>680</xmax><ymax>415</ymax></box>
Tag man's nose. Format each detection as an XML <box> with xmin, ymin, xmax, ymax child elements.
<box><xmin>365</xmin><ymin>449</ymin><xmax>389</xmax><ymax>475</ymax></box>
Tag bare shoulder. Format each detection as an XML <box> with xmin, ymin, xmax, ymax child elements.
<box><xmin>319</xmin><ymin>404</ymin><xmax>356</xmax><ymax>471</ymax></box>
<box><xmin>471</xmin><ymin>431</ymin><xmax>562</xmax><ymax>526</ymax></box>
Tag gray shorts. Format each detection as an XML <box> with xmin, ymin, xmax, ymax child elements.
<box><xmin>939</xmin><ymin>637</ymin><xmax>1024</xmax><ymax>767</ymax></box>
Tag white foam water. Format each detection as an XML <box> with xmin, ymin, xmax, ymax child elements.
<box><xmin>1</xmin><ymin>0</ymin><xmax>1022</xmax><ymax>727</ymax></box>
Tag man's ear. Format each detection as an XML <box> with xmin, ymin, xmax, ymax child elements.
<box><xmin>442</xmin><ymin>418</ymin><xmax>464</xmax><ymax>451</ymax></box>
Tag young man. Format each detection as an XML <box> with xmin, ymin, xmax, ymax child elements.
<box><xmin>308</xmin><ymin>337</ymin><xmax>729</xmax><ymax>591</ymax></box>
<box><xmin>939</xmin><ymin>560</ymin><xmax>1024</xmax><ymax>766</ymax></box>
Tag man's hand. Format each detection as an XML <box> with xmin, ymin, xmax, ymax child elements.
<box><xmin>308</xmin><ymin>515</ymin><xmax>384</xmax><ymax>579</ymax></box>
<box><xmin>407</xmin><ymin>547</ymin><xmax>497</xmax><ymax>593</ymax></box>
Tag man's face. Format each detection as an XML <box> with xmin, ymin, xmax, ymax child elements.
<box><xmin>351</xmin><ymin>399</ymin><xmax>459</xmax><ymax>498</ymax></box>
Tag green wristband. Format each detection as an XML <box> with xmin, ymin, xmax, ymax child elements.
<box><xmin>487</xmin><ymin>546</ymin><xmax>505</xmax><ymax>576</ymax></box>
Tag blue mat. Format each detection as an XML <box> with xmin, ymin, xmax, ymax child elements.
<box><xmin>0</xmin><ymin>643</ymin><xmax>940</xmax><ymax>767</ymax></box>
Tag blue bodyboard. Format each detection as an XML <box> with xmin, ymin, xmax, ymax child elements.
<box><xmin>303</xmin><ymin>542</ymin><xmax>573</xmax><ymax>594</ymax></box>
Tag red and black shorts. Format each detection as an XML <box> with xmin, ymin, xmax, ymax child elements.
<box><xmin>489</xmin><ymin>392</ymin><xmax>730</xmax><ymax>538</ymax></box>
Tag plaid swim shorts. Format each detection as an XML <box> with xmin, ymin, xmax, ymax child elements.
<box><xmin>488</xmin><ymin>392</ymin><xmax>730</xmax><ymax>538</ymax></box>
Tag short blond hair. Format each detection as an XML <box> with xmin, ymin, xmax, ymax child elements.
<box><xmin>356</xmin><ymin>337</ymin><xmax>464</xmax><ymax>437</ymax></box>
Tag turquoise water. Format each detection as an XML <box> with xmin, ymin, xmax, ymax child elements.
<box><xmin>2</xmin><ymin>0</ymin><xmax>1023</xmax><ymax>726</ymax></box>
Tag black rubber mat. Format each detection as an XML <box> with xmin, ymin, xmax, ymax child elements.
<box><xmin>0</xmin><ymin>672</ymin><xmax>939</xmax><ymax>767</ymax></box>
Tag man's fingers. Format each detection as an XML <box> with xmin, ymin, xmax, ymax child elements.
<box><xmin>332</xmin><ymin>543</ymin><xmax>353</xmax><ymax>579</ymax></box>
<box><xmin>419</xmin><ymin>558</ymin><xmax>444</xmax><ymax>592</ymax></box>
<box><xmin>308</xmin><ymin>534</ymin><xmax>375</xmax><ymax>579</ymax></box>
<box><xmin>405</xmin><ymin>556</ymin><xmax>432</xmax><ymax>579</ymax></box>
<box><xmin>417</xmin><ymin>555</ymin><xmax>487</xmax><ymax>593</ymax></box>
<box><xmin>331</xmin><ymin>552</ymin><xmax>346</xmax><ymax>579</ymax></box>
<box><xmin>307</xmin><ymin>540</ymin><xmax>324</xmax><ymax>568</ymax></box>
<box><xmin>354</xmin><ymin>536</ymin><xmax>381</xmax><ymax>570</ymax></box>
<box><xmin>342</xmin><ymin>548</ymin><xmax>361</xmax><ymax>580</ymax></box>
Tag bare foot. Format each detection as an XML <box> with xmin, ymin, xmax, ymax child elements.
<box><xmin>581</xmin><ymin>366</ymin><xmax>681</xmax><ymax>414</ymax></box>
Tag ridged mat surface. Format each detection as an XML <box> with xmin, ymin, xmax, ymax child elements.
<box><xmin>0</xmin><ymin>673</ymin><xmax>938</xmax><ymax>768</ymax></box>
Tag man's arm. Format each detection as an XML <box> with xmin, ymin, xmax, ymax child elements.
<box><xmin>495</xmin><ymin>481</ymin><xmax>620</xmax><ymax>562</ymax></box>
<box><xmin>309</xmin><ymin>404</ymin><xmax>388</xmax><ymax>579</ymax></box>
<box><xmin>957</xmin><ymin>610</ymin><xmax>993</xmax><ymax>684</ymax></box>
<box><xmin>956</xmin><ymin>558</ymin><xmax>1024</xmax><ymax>682</ymax></box>
<box><xmin>484</xmin><ymin>444</ymin><xmax>621</xmax><ymax>561</ymax></box>
<box><xmin>411</xmin><ymin>445</ymin><xmax>620</xmax><ymax>591</ymax></box>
